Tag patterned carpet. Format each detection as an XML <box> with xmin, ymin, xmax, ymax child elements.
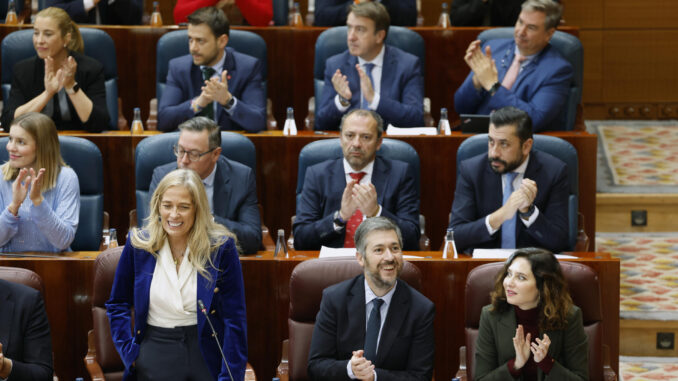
<box><xmin>619</xmin><ymin>357</ymin><xmax>678</xmax><ymax>381</ymax></box>
<box><xmin>596</xmin><ymin>233</ymin><xmax>678</xmax><ymax>319</ymax></box>
<box><xmin>587</xmin><ymin>121</ymin><xmax>678</xmax><ymax>193</ymax></box>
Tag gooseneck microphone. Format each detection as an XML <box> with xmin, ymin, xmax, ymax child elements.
<box><xmin>198</xmin><ymin>299</ymin><xmax>234</xmax><ymax>381</ymax></box>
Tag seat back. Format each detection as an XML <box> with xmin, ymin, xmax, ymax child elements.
<box><xmin>296</xmin><ymin>138</ymin><xmax>421</xmax><ymax>202</ymax></box>
<box><xmin>288</xmin><ymin>256</ymin><xmax>422</xmax><ymax>381</ymax></box>
<box><xmin>156</xmin><ymin>29</ymin><xmax>268</xmax><ymax>101</ymax></box>
<box><xmin>1</xmin><ymin>28</ymin><xmax>119</xmax><ymax>130</ymax></box>
<box><xmin>464</xmin><ymin>261</ymin><xmax>603</xmax><ymax>381</ymax></box>
<box><xmin>456</xmin><ymin>134</ymin><xmax>578</xmax><ymax>250</ymax></box>
<box><xmin>91</xmin><ymin>246</ymin><xmax>125</xmax><ymax>380</ymax></box>
<box><xmin>134</xmin><ymin>131</ymin><xmax>256</xmax><ymax>226</ymax></box>
<box><xmin>272</xmin><ymin>0</ymin><xmax>288</xmax><ymax>25</ymax></box>
<box><xmin>478</xmin><ymin>28</ymin><xmax>583</xmax><ymax>131</ymax></box>
<box><xmin>0</xmin><ymin>136</ymin><xmax>104</xmax><ymax>251</ymax></box>
<box><xmin>0</xmin><ymin>266</ymin><xmax>45</xmax><ymax>294</ymax></box>
<box><xmin>313</xmin><ymin>26</ymin><xmax>425</xmax><ymax>112</ymax></box>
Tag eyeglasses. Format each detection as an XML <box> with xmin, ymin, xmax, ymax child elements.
<box><xmin>173</xmin><ymin>145</ymin><xmax>216</xmax><ymax>162</ymax></box>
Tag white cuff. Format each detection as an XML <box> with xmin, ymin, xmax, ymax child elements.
<box><xmin>335</xmin><ymin>94</ymin><xmax>350</xmax><ymax>112</ymax></box>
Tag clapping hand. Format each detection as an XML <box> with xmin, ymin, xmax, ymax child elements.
<box><xmin>43</xmin><ymin>56</ymin><xmax>65</xmax><ymax>95</ymax></box>
<box><xmin>512</xmin><ymin>324</ymin><xmax>531</xmax><ymax>370</ymax></box>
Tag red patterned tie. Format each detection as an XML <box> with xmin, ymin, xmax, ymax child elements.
<box><xmin>501</xmin><ymin>53</ymin><xmax>526</xmax><ymax>90</ymax></box>
<box><xmin>344</xmin><ymin>172</ymin><xmax>367</xmax><ymax>248</ymax></box>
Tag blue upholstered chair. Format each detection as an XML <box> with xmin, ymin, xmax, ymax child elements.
<box><xmin>272</xmin><ymin>0</ymin><xmax>288</xmax><ymax>25</ymax></box>
<box><xmin>312</xmin><ymin>26</ymin><xmax>426</xmax><ymax>124</ymax></box>
<box><xmin>0</xmin><ymin>136</ymin><xmax>104</xmax><ymax>251</ymax></box>
<box><xmin>155</xmin><ymin>29</ymin><xmax>268</xmax><ymax>101</ymax></box>
<box><xmin>133</xmin><ymin>131</ymin><xmax>257</xmax><ymax>227</ymax></box>
<box><xmin>477</xmin><ymin>28</ymin><xmax>583</xmax><ymax>131</ymax></box>
<box><xmin>294</xmin><ymin>138</ymin><xmax>430</xmax><ymax>250</ymax></box>
<box><xmin>1</xmin><ymin>28</ymin><xmax>119</xmax><ymax>130</ymax></box>
<box><xmin>455</xmin><ymin>134</ymin><xmax>579</xmax><ymax>251</ymax></box>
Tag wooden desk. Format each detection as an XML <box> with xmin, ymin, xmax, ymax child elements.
<box><xmin>9</xmin><ymin>130</ymin><xmax>594</xmax><ymax>250</ymax></box>
<box><xmin>1</xmin><ymin>251</ymin><xmax>618</xmax><ymax>380</ymax></box>
<box><xmin>240</xmin><ymin>251</ymin><xmax>620</xmax><ymax>381</ymax></box>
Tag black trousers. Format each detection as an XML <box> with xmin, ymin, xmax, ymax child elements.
<box><xmin>136</xmin><ymin>325</ymin><xmax>215</xmax><ymax>381</ymax></box>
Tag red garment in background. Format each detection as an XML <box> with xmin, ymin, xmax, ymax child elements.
<box><xmin>173</xmin><ymin>0</ymin><xmax>272</xmax><ymax>26</ymax></box>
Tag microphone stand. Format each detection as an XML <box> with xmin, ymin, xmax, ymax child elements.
<box><xmin>198</xmin><ymin>299</ymin><xmax>234</xmax><ymax>381</ymax></box>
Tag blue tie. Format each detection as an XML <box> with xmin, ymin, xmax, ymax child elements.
<box><xmin>364</xmin><ymin>298</ymin><xmax>383</xmax><ymax>361</ymax></box>
<box><xmin>501</xmin><ymin>172</ymin><xmax>518</xmax><ymax>249</ymax></box>
<box><xmin>361</xmin><ymin>63</ymin><xmax>375</xmax><ymax>109</ymax></box>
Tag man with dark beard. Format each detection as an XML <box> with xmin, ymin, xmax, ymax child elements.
<box><xmin>448</xmin><ymin>106</ymin><xmax>570</xmax><ymax>254</ymax></box>
<box><xmin>294</xmin><ymin>109</ymin><xmax>420</xmax><ymax>250</ymax></box>
<box><xmin>307</xmin><ymin>217</ymin><xmax>435</xmax><ymax>381</ymax></box>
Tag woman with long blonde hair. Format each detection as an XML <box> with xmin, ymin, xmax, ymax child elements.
<box><xmin>0</xmin><ymin>7</ymin><xmax>109</xmax><ymax>132</ymax></box>
<box><xmin>0</xmin><ymin>112</ymin><xmax>79</xmax><ymax>252</ymax></box>
<box><xmin>106</xmin><ymin>168</ymin><xmax>247</xmax><ymax>381</ymax></box>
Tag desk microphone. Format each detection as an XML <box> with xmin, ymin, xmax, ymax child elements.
<box><xmin>198</xmin><ymin>299</ymin><xmax>234</xmax><ymax>381</ymax></box>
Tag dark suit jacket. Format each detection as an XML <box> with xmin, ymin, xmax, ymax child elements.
<box><xmin>149</xmin><ymin>156</ymin><xmax>262</xmax><ymax>254</ymax></box>
<box><xmin>314</xmin><ymin>0</ymin><xmax>417</xmax><ymax>26</ymax></box>
<box><xmin>293</xmin><ymin>156</ymin><xmax>420</xmax><ymax>251</ymax></box>
<box><xmin>450</xmin><ymin>0</ymin><xmax>524</xmax><ymax>26</ymax></box>
<box><xmin>106</xmin><ymin>236</ymin><xmax>248</xmax><ymax>381</ymax></box>
<box><xmin>1</xmin><ymin>52</ymin><xmax>110</xmax><ymax>132</ymax></box>
<box><xmin>449</xmin><ymin>150</ymin><xmax>570</xmax><ymax>254</ymax></box>
<box><xmin>454</xmin><ymin>39</ymin><xmax>573</xmax><ymax>132</ymax></box>
<box><xmin>0</xmin><ymin>279</ymin><xmax>53</xmax><ymax>381</ymax></box>
<box><xmin>46</xmin><ymin>0</ymin><xmax>142</xmax><ymax>24</ymax></box>
<box><xmin>307</xmin><ymin>275</ymin><xmax>435</xmax><ymax>380</ymax></box>
<box><xmin>158</xmin><ymin>47</ymin><xmax>266</xmax><ymax>133</ymax></box>
<box><xmin>315</xmin><ymin>45</ymin><xmax>424</xmax><ymax>131</ymax></box>
<box><xmin>475</xmin><ymin>305</ymin><xmax>588</xmax><ymax>381</ymax></box>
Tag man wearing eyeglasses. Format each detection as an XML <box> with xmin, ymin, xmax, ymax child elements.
<box><xmin>149</xmin><ymin>116</ymin><xmax>262</xmax><ymax>254</ymax></box>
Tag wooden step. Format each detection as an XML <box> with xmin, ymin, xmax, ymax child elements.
<box><xmin>597</xmin><ymin>193</ymin><xmax>678</xmax><ymax>232</ymax></box>
<box><xmin>621</xmin><ymin>319</ymin><xmax>678</xmax><ymax>357</ymax></box>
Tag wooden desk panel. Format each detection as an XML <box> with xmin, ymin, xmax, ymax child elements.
<box><xmin>241</xmin><ymin>252</ymin><xmax>620</xmax><ymax>381</ymax></box>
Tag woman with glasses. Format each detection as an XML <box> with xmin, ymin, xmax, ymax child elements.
<box><xmin>0</xmin><ymin>7</ymin><xmax>109</xmax><ymax>132</ymax></box>
<box><xmin>107</xmin><ymin>168</ymin><xmax>248</xmax><ymax>380</ymax></box>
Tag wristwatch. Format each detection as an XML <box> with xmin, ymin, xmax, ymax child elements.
<box><xmin>333</xmin><ymin>210</ymin><xmax>346</xmax><ymax>227</ymax></box>
<box><xmin>488</xmin><ymin>81</ymin><xmax>501</xmax><ymax>96</ymax></box>
<box><xmin>519</xmin><ymin>204</ymin><xmax>536</xmax><ymax>219</ymax></box>
<box><xmin>338</xmin><ymin>95</ymin><xmax>350</xmax><ymax>107</ymax></box>
<box><xmin>65</xmin><ymin>82</ymin><xmax>80</xmax><ymax>95</ymax></box>
<box><xmin>224</xmin><ymin>96</ymin><xmax>235</xmax><ymax>110</ymax></box>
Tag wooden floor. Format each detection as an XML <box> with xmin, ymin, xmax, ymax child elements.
<box><xmin>598</xmin><ymin>193</ymin><xmax>678</xmax><ymax>357</ymax></box>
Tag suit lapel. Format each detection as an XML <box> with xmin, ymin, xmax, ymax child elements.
<box><xmin>345</xmin><ymin>54</ymin><xmax>361</xmax><ymax>104</ymax></box>
<box><xmin>371</xmin><ymin>157</ymin><xmax>390</xmax><ymax>206</ymax></box>
<box><xmin>484</xmin><ymin>161</ymin><xmax>503</xmax><ymax>211</ymax></box>
<box><xmin>212</xmin><ymin>158</ymin><xmax>231</xmax><ymax>218</ymax></box>
<box><xmin>0</xmin><ymin>283</ymin><xmax>13</xmax><ymax>350</ymax></box>
<box><xmin>197</xmin><ymin>251</ymin><xmax>222</xmax><ymax>337</ymax></box>
<box><xmin>375</xmin><ymin>280</ymin><xmax>409</xmax><ymax>366</ymax></box>
<box><xmin>216</xmin><ymin>48</ymin><xmax>236</xmax><ymax>121</ymax></box>
<box><xmin>347</xmin><ymin>276</ymin><xmax>367</xmax><ymax>349</ymax></box>
<box><xmin>497</xmin><ymin>308</ymin><xmax>518</xmax><ymax>357</ymax></box>
<box><xmin>380</xmin><ymin>46</ymin><xmax>395</xmax><ymax>99</ymax></box>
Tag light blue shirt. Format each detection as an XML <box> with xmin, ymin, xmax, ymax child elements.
<box><xmin>0</xmin><ymin>166</ymin><xmax>80</xmax><ymax>252</ymax></box>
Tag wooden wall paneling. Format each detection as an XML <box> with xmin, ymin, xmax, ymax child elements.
<box><xmin>561</xmin><ymin>0</ymin><xmax>605</xmax><ymax>29</ymax></box>
<box><xmin>603</xmin><ymin>0</ymin><xmax>678</xmax><ymax>29</ymax></box>
<box><xmin>580</xmin><ymin>30</ymin><xmax>603</xmax><ymax>105</ymax></box>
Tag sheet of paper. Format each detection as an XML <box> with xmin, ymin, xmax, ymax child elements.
<box><xmin>318</xmin><ymin>246</ymin><xmax>425</xmax><ymax>259</ymax></box>
<box><xmin>471</xmin><ymin>249</ymin><xmax>577</xmax><ymax>260</ymax></box>
<box><xmin>386</xmin><ymin>124</ymin><xmax>438</xmax><ymax>136</ymax></box>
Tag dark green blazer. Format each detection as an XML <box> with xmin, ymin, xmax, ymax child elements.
<box><xmin>474</xmin><ymin>304</ymin><xmax>588</xmax><ymax>381</ymax></box>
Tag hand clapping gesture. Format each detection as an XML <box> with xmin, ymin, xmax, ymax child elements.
<box><xmin>8</xmin><ymin>168</ymin><xmax>46</xmax><ymax>216</ymax></box>
<box><xmin>464</xmin><ymin>40</ymin><xmax>498</xmax><ymax>91</ymax></box>
<box><xmin>513</xmin><ymin>325</ymin><xmax>552</xmax><ymax>369</ymax></box>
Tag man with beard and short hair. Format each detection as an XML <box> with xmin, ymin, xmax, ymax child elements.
<box><xmin>448</xmin><ymin>106</ymin><xmax>570</xmax><ymax>254</ymax></box>
<box><xmin>307</xmin><ymin>217</ymin><xmax>435</xmax><ymax>381</ymax></box>
<box><xmin>158</xmin><ymin>6</ymin><xmax>266</xmax><ymax>132</ymax></box>
<box><xmin>293</xmin><ymin>109</ymin><xmax>420</xmax><ymax>251</ymax></box>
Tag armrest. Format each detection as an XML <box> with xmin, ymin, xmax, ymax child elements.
<box><xmin>304</xmin><ymin>96</ymin><xmax>315</xmax><ymax>131</ymax></box>
<box><xmin>574</xmin><ymin>212</ymin><xmax>590</xmax><ymax>252</ymax></box>
<box><xmin>117</xmin><ymin>98</ymin><xmax>129</xmax><ymax>130</ymax></box>
<box><xmin>602</xmin><ymin>344</ymin><xmax>617</xmax><ymax>381</ymax></box>
<box><xmin>259</xmin><ymin>204</ymin><xmax>276</xmax><ymax>251</ymax></box>
<box><xmin>146</xmin><ymin>98</ymin><xmax>158</xmax><ymax>131</ymax></box>
<box><xmin>423</xmin><ymin>97</ymin><xmax>435</xmax><ymax>127</ymax></box>
<box><xmin>419</xmin><ymin>214</ymin><xmax>431</xmax><ymax>251</ymax></box>
<box><xmin>84</xmin><ymin>330</ymin><xmax>106</xmax><ymax>381</ymax></box>
<box><xmin>276</xmin><ymin>339</ymin><xmax>289</xmax><ymax>381</ymax></box>
<box><xmin>455</xmin><ymin>345</ymin><xmax>468</xmax><ymax>381</ymax></box>
<box><xmin>267</xmin><ymin>98</ymin><xmax>278</xmax><ymax>130</ymax></box>
<box><xmin>245</xmin><ymin>362</ymin><xmax>257</xmax><ymax>381</ymax></box>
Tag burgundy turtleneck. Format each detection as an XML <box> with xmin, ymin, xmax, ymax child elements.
<box><xmin>506</xmin><ymin>305</ymin><xmax>554</xmax><ymax>380</ymax></box>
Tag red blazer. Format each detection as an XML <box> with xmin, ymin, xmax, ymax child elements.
<box><xmin>173</xmin><ymin>0</ymin><xmax>272</xmax><ymax>26</ymax></box>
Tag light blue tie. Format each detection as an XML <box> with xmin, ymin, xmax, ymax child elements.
<box><xmin>361</xmin><ymin>63</ymin><xmax>375</xmax><ymax>109</ymax></box>
<box><xmin>501</xmin><ymin>172</ymin><xmax>518</xmax><ymax>249</ymax></box>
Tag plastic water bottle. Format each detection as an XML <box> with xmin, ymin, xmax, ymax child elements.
<box><xmin>150</xmin><ymin>1</ymin><xmax>163</xmax><ymax>27</ymax></box>
<box><xmin>5</xmin><ymin>0</ymin><xmax>18</xmax><ymax>25</ymax></box>
<box><xmin>442</xmin><ymin>228</ymin><xmax>458</xmax><ymax>259</ymax></box>
<box><xmin>438</xmin><ymin>2</ymin><xmax>451</xmax><ymax>28</ymax></box>
<box><xmin>131</xmin><ymin>108</ymin><xmax>144</xmax><ymax>134</ymax></box>
<box><xmin>274</xmin><ymin>229</ymin><xmax>288</xmax><ymax>258</ymax></box>
<box><xmin>438</xmin><ymin>108</ymin><xmax>451</xmax><ymax>135</ymax></box>
<box><xmin>283</xmin><ymin>107</ymin><xmax>298</xmax><ymax>135</ymax></box>
<box><xmin>109</xmin><ymin>228</ymin><xmax>119</xmax><ymax>248</ymax></box>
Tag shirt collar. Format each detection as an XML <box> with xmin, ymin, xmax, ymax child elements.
<box><xmin>513</xmin><ymin>153</ymin><xmax>530</xmax><ymax>175</ymax></box>
<box><xmin>364</xmin><ymin>277</ymin><xmax>397</xmax><ymax>306</ymax></box>
<box><xmin>201</xmin><ymin>48</ymin><xmax>227</xmax><ymax>75</ymax></box>
<box><xmin>513</xmin><ymin>45</ymin><xmax>538</xmax><ymax>65</ymax></box>
<box><xmin>343</xmin><ymin>158</ymin><xmax>375</xmax><ymax>179</ymax></box>
<box><xmin>358</xmin><ymin>45</ymin><xmax>385</xmax><ymax>69</ymax></box>
<box><xmin>202</xmin><ymin>162</ymin><xmax>218</xmax><ymax>187</ymax></box>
